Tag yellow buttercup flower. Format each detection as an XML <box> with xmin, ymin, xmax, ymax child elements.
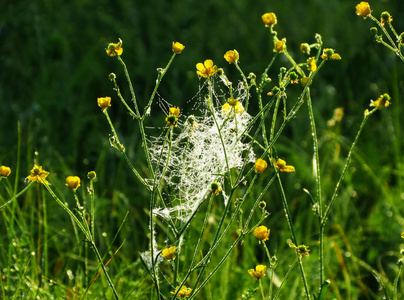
<box><xmin>165</xmin><ymin>108</ymin><xmax>180</xmax><ymax>127</ymax></box>
<box><xmin>171</xmin><ymin>286</ymin><xmax>192</xmax><ymax>297</ymax></box>
<box><xmin>321</xmin><ymin>48</ymin><xmax>341</xmax><ymax>60</ymax></box>
<box><xmin>271</xmin><ymin>158</ymin><xmax>295</xmax><ymax>173</ymax></box>
<box><xmin>0</xmin><ymin>166</ymin><xmax>11</xmax><ymax>178</ymax></box>
<box><xmin>161</xmin><ymin>246</ymin><xmax>176</xmax><ymax>260</ymax></box>
<box><xmin>248</xmin><ymin>265</ymin><xmax>267</xmax><ymax>279</ymax></box>
<box><xmin>370</xmin><ymin>93</ymin><xmax>391</xmax><ymax>109</ymax></box>
<box><xmin>106</xmin><ymin>38</ymin><xmax>123</xmax><ymax>56</ymax></box>
<box><xmin>356</xmin><ymin>2</ymin><xmax>371</xmax><ymax>18</ymax></box>
<box><xmin>224</xmin><ymin>50</ymin><xmax>239</xmax><ymax>64</ymax></box>
<box><xmin>97</xmin><ymin>97</ymin><xmax>111</xmax><ymax>109</ymax></box>
<box><xmin>273</xmin><ymin>40</ymin><xmax>286</xmax><ymax>53</ymax></box>
<box><xmin>196</xmin><ymin>60</ymin><xmax>217</xmax><ymax>78</ymax></box>
<box><xmin>172</xmin><ymin>42</ymin><xmax>185</xmax><ymax>54</ymax></box>
<box><xmin>254</xmin><ymin>159</ymin><xmax>268</xmax><ymax>173</ymax></box>
<box><xmin>253</xmin><ymin>225</ymin><xmax>270</xmax><ymax>241</ymax></box>
<box><xmin>66</xmin><ymin>176</ymin><xmax>81</xmax><ymax>190</ymax></box>
<box><xmin>169</xmin><ymin>107</ymin><xmax>180</xmax><ymax>117</ymax></box>
<box><xmin>27</xmin><ymin>165</ymin><xmax>49</xmax><ymax>184</ymax></box>
<box><xmin>222</xmin><ymin>101</ymin><xmax>245</xmax><ymax>115</ymax></box>
<box><xmin>307</xmin><ymin>57</ymin><xmax>317</xmax><ymax>72</ymax></box>
<box><xmin>262</xmin><ymin>13</ymin><xmax>277</xmax><ymax>27</ymax></box>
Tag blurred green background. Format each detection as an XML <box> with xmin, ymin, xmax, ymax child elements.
<box><xmin>2</xmin><ymin>0</ymin><xmax>404</xmax><ymax>298</ymax></box>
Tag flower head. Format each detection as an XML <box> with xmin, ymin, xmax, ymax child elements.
<box><xmin>98</xmin><ymin>97</ymin><xmax>111</xmax><ymax>109</ymax></box>
<box><xmin>321</xmin><ymin>48</ymin><xmax>341</xmax><ymax>60</ymax></box>
<box><xmin>224</xmin><ymin>50</ymin><xmax>239</xmax><ymax>64</ymax></box>
<box><xmin>356</xmin><ymin>2</ymin><xmax>371</xmax><ymax>18</ymax></box>
<box><xmin>300</xmin><ymin>43</ymin><xmax>311</xmax><ymax>54</ymax></box>
<box><xmin>172</xmin><ymin>42</ymin><xmax>185</xmax><ymax>54</ymax></box>
<box><xmin>210</xmin><ymin>182</ymin><xmax>222</xmax><ymax>196</ymax></box>
<box><xmin>254</xmin><ymin>158</ymin><xmax>268</xmax><ymax>173</ymax></box>
<box><xmin>273</xmin><ymin>40</ymin><xmax>286</xmax><ymax>53</ymax></box>
<box><xmin>307</xmin><ymin>57</ymin><xmax>317</xmax><ymax>72</ymax></box>
<box><xmin>381</xmin><ymin>11</ymin><xmax>393</xmax><ymax>26</ymax></box>
<box><xmin>0</xmin><ymin>166</ymin><xmax>11</xmax><ymax>178</ymax></box>
<box><xmin>166</xmin><ymin>108</ymin><xmax>180</xmax><ymax>127</ymax></box>
<box><xmin>161</xmin><ymin>246</ymin><xmax>176</xmax><ymax>260</ymax></box>
<box><xmin>66</xmin><ymin>176</ymin><xmax>81</xmax><ymax>190</ymax></box>
<box><xmin>222</xmin><ymin>101</ymin><xmax>245</xmax><ymax>116</ymax></box>
<box><xmin>87</xmin><ymin>171</ymin><xmax>97</xmax><ymax>180</ymax></box>
<box><xmin>370</xmin><ymin>93</ymin><xmax>391</xmax><ymax>109</ymax></box>
<box><xmin>171</xmin><ymin>286</ymin><xmax>192</xmax><ymax>298</ymax></box>
<box><xmin>27</xmin><ymin>165</ymin><xmax>49</xmax><ymax>184</ymax></box>
<box><xmin>196</xmin><ymin>60</ymin><xmax>217</xmax><ymax>78</ymax></box>
<box><xmin>262</xmin><ymin>13</ymin><xmax>277</xmax><ymax>27</ymax></box>
<box><xmin>106</xmin><ymin>38</ymin><xmax>123</xmax><ymax>56</ymax></box>
<box><xmin>253</xmin><ymin>225</ymin><xmax>270</xmax><ymax>241</ymax></box>
<box><xmin>248</xmin><ymin>265</ymin><xmax>267</xmax><ymax>279</ymax></box>
<box><xmin>169</xmin><ymin>107</ymin><xmax>181</xmax><ymax>117</ymax></box>
<box><xmin>271</xmin><ymin>158</ymin><xmax>295</xmax><ymax>173</ymax></box>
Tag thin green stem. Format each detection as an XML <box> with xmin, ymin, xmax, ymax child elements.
<box><xmin>393</xmin><ymin>261</ymin><xmax>403</xmax><ymax>300</ymax></box>
<box><xmin>234</xmin><ymin>61</ymin><xmax>250</xmax><ymax>111</ymax></box>
<box><xmin>272</xmin><ymin>258</ymin><xmax>298</xmax><ymax>300</ymax></box>
<box><xmin>110</xmin><ymin>76</ymin><xmax>138</xmax><ymax>119</ymax></box>
<box><xmin>0</xmin><ymin>182</ymin><xmax>34</xmax><ymax>210</ymax></box>
<box><xmin>116</xmin><ymin>55</ymin><xmax>141</xmax><ymax>117</ymax></box>
<box><xmin>43</xmin><ymin>182</ymin><xmax>119</xmax><ymax>299</ymax></box>
<box><xmin>306</xmin><ymin>89</ymin><xmax>325</xmax><ymax>289</ymax></box>
<box><xmin>142</xmin><ymin>52</ymin><xmax>177</xmax><ymax>120</ymax></box>
<box><xmin>259</xmin><ymin>279</ymin><xmax>266</xmax><ymax>299</ymax></box>
<box><xmin>321</xmin><ymin>108</ymin><xmax>377</xmax><ymax>227</ymax></box>
<box><xmin>275</xmin><ymin>171</ymin><xmax>311</xmax><ymax>299</ymax></box>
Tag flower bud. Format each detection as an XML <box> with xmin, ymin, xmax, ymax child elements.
<box><xmin>66</xmin><ymin>176</ymin><xmax>81</xmax><ymax>190</ymax></box>
<box><xmin>0</xmin><ymin>166</ymin><xmax>11</xmax><ymax>178</ymax></box>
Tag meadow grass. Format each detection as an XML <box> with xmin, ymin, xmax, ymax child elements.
<box><xmin>1</xmin><ymin>1</ymin><xmax>404</xmax><ymax>299</ymax></box>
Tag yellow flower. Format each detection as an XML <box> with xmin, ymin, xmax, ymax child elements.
<box><xmin>321</xmin><ymin>48</ymin><xmax>341</xmax><ymax>60</ymax></box>
<box><xmin>307</xmin><ymin>57</ymin><xmax>317</xmax><ymax>72</ymax></box>
<box><xmin>271</xmin><ymin>158</ymin><xmax>295</xmax><ymax>173</ymax></box>
<box><xmin>253</xmin><ymin>226</ymin><xmax>270</xmax><ymax>241</ymax></box>
<box><xmin>273</xmin><ymin>40</ymin><xmax>286</xmax><ymax>53</ymax></box>
<box><xmin>172</xmin><ymin>42</ymin><xmax>185</xmax><ymax>54</ymax></box>
<box><xmin>300</xmin><ymin>43</ymin><xmax>311</xmax><ymax>54</ymax></box>
<box><xmin>171</xmin><ymin>286</ymin><xmax>192</xmax><ymax>297</ymax></box>
<box><xmin>27</xmin><ymin>165</ymin><xmax>49</xmax><ymax>184</ymax></box>
<box><xmin>210</xmin><ymin>182</ymin><xmax>222</xmax><ymax>196</ymax></box>
<box><xmin>401</xmin><ymin>231</ymin><xmax>404</xmax><ymax>238</ymax></box>
<box><xmin>106</xmin><ymin>38</ymin><xmax>123</xmax><ymax>56</ymax></box>
<box><xmin>254</xmin><ymin>159</ymin><xmax>268</xmax><ymax>173</ymax></box>
<box><xmin>224</xmin><ymin>50</ymin><xmax>239</xmax><ymax>64</ymax></box>
<box><xmin>262</xmin><ymin>13</ymin><xmax>277</xmax><ymax>27</ymax></box>
<box><xmin>169</xmin><ymin>107</ymin><xmax>180</xmax><ymax>117</ymax></box>
<box><xmin>356</xmin><ymin>2</ymin><xmax>371</xmax><ymax>18</ymax></box>
<box><xmin>370</xmin><ymin>93</ymin><xmax>391</xmax><ymax>109</ymax></box>
<box><xmin>222</xmin><ymin>101</ymin><xmax>245</xmax><ymax>115</ymax></box>
<box><xmin>161</xmin><ymin>246</ymin><xmax>176</xmax><ymax>260</ymax></box>
<box><xmin>248</xmin><ymin>265</ymin><xmax>267</xmax><ymax>279</ymax></box>
<box><xmin>0</xmin><ymin>166</ymin><xmax>11</xmax><ymax>178</ymax></box>
<box><xmin>97</xmin><ymin>97</ymin><xmax>111</xmax><ymax>109</ymax></box>
<box><xmin>66</xmin><ymin>176</ymin><xmax>81</xmax><ymax>190</ymax></box>
<box><xmin>196</xmin><ymin>59</ymin><xmax>217</xmax><ymax>78</ymax></box>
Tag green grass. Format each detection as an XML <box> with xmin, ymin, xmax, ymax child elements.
<box><xmin>1</xmin><ymin>0</ymin><xmax>404</xmax><ymax>299</ymax></box>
